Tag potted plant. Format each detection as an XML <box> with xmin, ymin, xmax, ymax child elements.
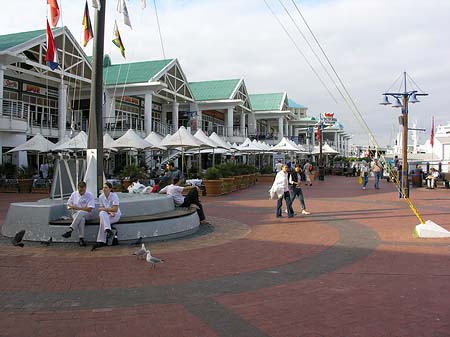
<box><xmin>17</xmin><ymin>165</ymin><xmax>35</xmax><ymax>193</ymax></box>
<box><xmin>120</xmin><ymin>165</ymin><xmax>148</xmax><ymax>191</ymax></box>
<box><xmin>203</xmin><ymin>167</ymin><xmax>223</xmax><ymax>196</ymax></box>
<box><xmin>217</xmin><ymin>164</ymin><xmax>234</xmax><ymax>194</ymax></box>
<box><xmin>257</xmin><ymin>165</ymin><xmax>275</xmax><ymax>184</ymax></box>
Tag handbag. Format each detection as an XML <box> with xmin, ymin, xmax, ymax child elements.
<box><xmin>358</xmin><ymin>176</ymin><xmax>363</xmax><ymax>185</ymax></box>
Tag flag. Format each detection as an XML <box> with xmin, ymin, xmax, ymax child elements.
<box><xmin>82</xmin><ymin>1</ymin><xmax>94</xmax><ymax>47</ymax></box>
<box><xmin>117</xmin><ymin>0</ymin><xmax>132</xmax><ymax>29</ymax></box>
<box><xmin>45</xmin><ymin>20</ymin><xmax>59</xmax><ymax>70</ymax></box>
<box><xmin>112</xmin><ymin>20</ymin><xmax>126</xmax><ymax>58</ymax></box>
<box><xmin>316</xmin><ymin>125</ymin><xmax>321</xmax><ymax>140</ymax></box>
<box><xmin>430</xmin><ymin>116</ymin><xmax>435</xmax><ymax>147</ymax></box>
<box><xmin>47</xmin><ymin>0</ymin><xmax>60</xmax><ymax>27</ymax></box>
<box><xmin>91</xmin><ymin>0</ymin><xmax>101</xmax><ymax>10</ymax></box>
<box><xmin>141</xmin><ymin>0</ymin><xmax>146</xmax><ymax>9</ymax></box>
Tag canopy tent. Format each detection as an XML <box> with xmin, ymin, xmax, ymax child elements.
<box><xmin>271</xmin><ymin>137</ymin><xmax>304</xmax><ymax>153</ymax></box>
<box><xmin>112</xmin><ymin>129</ymin><xmax>152</xmax><ymax>149</ymax></box>
<box><xmin>209</xmin><ymin>132</ymin><xmax>231</xmax><ymax>150</ymax></box>
<box><xmin>238</xmin><ymin>138</ymin><xmax>264</xmax><ymax>152</ymax></box>
<box><xmin>7</xmin><ymin>133</ymin><xmax>55</xmax><ymax>153</ymax></box>
<box><xmin>144</xmin><ymin>132</ymin><xmax>167</xmax><ymax>150</ymax></box>
<box><xmin>313</xmin><ymin>144</ymin><xmax>339</xmax><ymax>155</ymax></box>
<box><xmin>53</xmin><ymin>131</ymin><xmax>88</xmax><ymax>151</ymax></box>
<box><xmin>103</xmin><ymin>133</ymin><xmax>117</xmax><ymax>151</ymax></box>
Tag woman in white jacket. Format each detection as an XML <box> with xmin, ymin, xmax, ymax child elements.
<box><xmin>269</xmin><ymin>164</ymin><xmax>294</xmax><ymax>218</ymax></box>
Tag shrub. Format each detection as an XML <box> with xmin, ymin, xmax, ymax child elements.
<box><xmin>203</xmin><ymin>167</ymin><xmax>222</xmax><ymax>180</ymax></box>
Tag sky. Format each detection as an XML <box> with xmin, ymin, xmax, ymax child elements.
<box><xmin>2</xmin><ymin>0</ymin><xmax>450</xmax><ymax>147</ymax></box>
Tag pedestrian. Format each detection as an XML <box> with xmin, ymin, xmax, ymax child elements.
<box><xmin>92</xmin><ymin>182</ymin><xmax>121</xmax><ymax>249</ymax></box>
<box><xmin>40</xmin><ymin>162</ymin><xmax>49</xmax><ymax>179</ymax></box>
<box><xmin>303</xmin><ymin>160</ymin><xmax>313</xmax><ymax>186</ymax></box>
<box><xmin>289</xmin><ymin>164</ymin><xmax>311</xmax><ymax>215</ymax></box>
<box><xmin>275</xmin><ymin>160</ymin><xmax>283</xmax><ymax>173</ymax></box>
<box><xmin>269</xmin><ymin>164</ymin><xmax>294</xmax><ymax>218</ymax></box>
<box><xmin>61</xmin><ymin>181</ymin><xmax>95</xmax><ymax>246</ymax></box>
<box><xmin>372</xmin><ymin>158</ymin><xmax>382</xmax><ymax>189</ymax></box>
<box><xmin>360</xmin><ymin>161</ymin><xmax>369</xmax><ymax>190</ymax></box>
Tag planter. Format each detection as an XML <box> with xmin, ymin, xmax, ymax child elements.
<box><xmin>234</xmin><ymin>176</ymin><xmax>242</xmax><ymax>190</ymax></box>
<box><xmin>203</xmin><ymin>179</ymin><xmax>223</xmax><ymax>196</ymax></box>
<box><xmin>18</xmin><ymin>179</ymin><xmax>33</xmax><ymax>193</ymax></box>
<box><xmin>221</xmin><ymin>177</ymin><xmax>234</xmax><ymax>194</ymax></box>
<box><xmin>257</xmin><ymin>174</ymin><xmax>275</xmax><ymax>184</ymax></box>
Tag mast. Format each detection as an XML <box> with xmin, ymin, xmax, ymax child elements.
<box><xmin>86</xmin><ymin>0</ymin><xmax>106</xmax><ymax>195</ymax></box>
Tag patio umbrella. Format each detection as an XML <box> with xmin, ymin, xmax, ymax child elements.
<box><xmin>53</xmin><ymin>131</ymin><xmax>88</xmax><ymax>151</ymax></box>
<box><xmin>103</xmin><ymin>133</ymin><xmax>117</xmax><ymax>151</ymax></box>
<box><xmin>7</xmin><ymin>133</ymin><xmax>55</xmax><ymax>171</ymax></box>
<box><xmin>112</xmin><ymin>129</ymin><xmax>152</xmax><ymax>165</ymax></box>
<box><xmin>144</xmin><ymin>132</ymin><xmax>167</xmax><ymax>150</ymax></box>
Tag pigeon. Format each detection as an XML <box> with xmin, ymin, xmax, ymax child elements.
<box><xmin>132</xmin><ymin>243</ymin><xmax>147</xmax><ymax>259</ymax></box>
<box><xmin>11</xmin><ymin>230</ymin><xmax>25</xmax><ymax>247</ymax></box>
<box><xmin>133</xmin><ymin>236</ymin><xmax>143</xmax><ymax>246</ymax></box>
<box><xmin>41</xmin><ymin>237</ymin><xmax>53</xmax><ymax>246</ymax></box>
<box><xmin>145</xmin><ymin>250</ymin><xmax>164</xmax><ymax>268</ymax></box>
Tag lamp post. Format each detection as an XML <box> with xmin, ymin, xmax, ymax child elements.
<box><xmin>380</xmin><ymin>71</ymin><xmax>427</xmax><ymax>198</ymax></box>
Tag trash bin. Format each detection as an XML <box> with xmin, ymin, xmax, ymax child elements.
<box><xmin>318</xmin><ymin>166</ymin><xmax>325</xmax><ymax>181</ymax></box>
<box><xmin>411</xmin><ymin>169</ymin><xmax>422</xmax><ymax>188</ymax></box>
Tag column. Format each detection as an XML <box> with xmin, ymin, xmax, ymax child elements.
<box><xmin>227</xmin><ymin>107</ymin><xmax>233</xmax><ymax>137</ymax></box>
<box><xmin>172</xmin><ymin>101</ymin><xmax>179</xmax><ymax>131</ymax></box>
<box><xmin>103</xmin><ymin>93</ymin><xmax>115</xmax><ymax>129</ymax></box>
<box><xmin>144</xmin><ymin>92</ymin><xmax>153</xmax><ymax>135</ymax></box>
<box><xmin>278</xmin><ymin>117</ymin><xmax>284</xmax><ymax>140</ymax></box>
<box><xmin>58</xmin><ymin>83</ymin><xmax>68</xmax><ymax>141</ymax></box>
<box><xmin>240</xmin><ymin>112</ymin><xmax>246</xmax><ymax>137</ymax></box>
<box><xmin>248</xmin><ymin>112</ymin><xmax>257</xmax><ymax>135</ymax></box>
<box><xmin>0</xmin><ymin>65</ymin><xmax>5</xmax><ymax>104</ymax></box>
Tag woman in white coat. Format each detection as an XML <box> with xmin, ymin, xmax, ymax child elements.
<box><xmin>93</xmin><ymin>182</ymin><xmax>121</xmax><ymax>249</ymax></box>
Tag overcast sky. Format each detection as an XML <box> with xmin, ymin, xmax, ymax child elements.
<box><xmin>2</xmin><ymin>0</ymin><xmax>450</xmax><ymax>147</ymax></box>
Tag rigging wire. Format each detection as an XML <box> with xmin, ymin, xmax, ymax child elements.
<box><xmin>153</xmin><ymin>0</ymin><xmax>166</xmax><ymax>60</ymax></box>
<box><xmin>263</xmin><ymin>0</ymin><xmax>338</xmax><ymax>104</ymax></box>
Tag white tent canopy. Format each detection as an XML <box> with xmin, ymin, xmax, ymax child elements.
<box><xmin>272</xmin><ymin>137</ymin><xmax>304</xmax><ymax>153</ymax></box>
<box><xmin>161</xmin><ymin>126</ymin><xmax>205</xmax><ymax>149</ymax></box>
<box><xmin>7</xmin><ymin>133</ymin><xmax>55</xmax><ymax>153</ymax></box>
<box><xmin>53</xmin><ymin>131</ymin><xmax>88</xmax><ymax>151</ymax></box>
<box><xmin>194</xmin><ymin>129</ymin><xmax>220</xmax><ymax>148</ymax></box>
<box><xmin>144</xmin><ymin>132</ymin><xmax>166</xmax><ymax>150</ymax></box>
<box><xmin>112</xmin><ymin>129</ymin><xmax>152</xmax><ymax>149</ymax></box>
<box><xmin>238</xmin><ymin>138</ymin><xmax>264</xmax><ymax>152</ymax></box>
<box><xmin>209</xmin><ymin>132</ymin><xmax>231</xmax><ymax>150</ymax></box>
<box><xmin>103</xmin><ymin>133</ymin><xmax>116</xmax><ymax>150</ymax></box>
<box><xmin>313</xmin><ymin>144</ymin><xmax>339</xmax><ymax>154</ymax></box>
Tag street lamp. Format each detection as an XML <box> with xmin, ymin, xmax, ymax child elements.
<box><xmin>380</xmin><ymin>71</ymin><xmax>428</xmax><ymax>198</ymax></box>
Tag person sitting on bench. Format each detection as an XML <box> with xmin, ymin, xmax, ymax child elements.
<box><xmin>426</xmin><ymin>167</ymin><xmax>440</xmax><ymax>189</ymax></box>
<box><xmin>62</xmin><ymin>181</ymin><xmax>95</xmax><ymax>246</ymax></box>
<box><xmin>92</xmin><ymin>182</ymin><xmax>121</xmax><ymax>249</ymax></box>
<box><xmin>158</xmin><ymin>178</ymin><xmax>206</xmax><ymax>223</ymax></box>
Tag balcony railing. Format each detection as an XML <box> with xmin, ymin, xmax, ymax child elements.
<box><xmin>1</xmin><ymin>98</ymin><xmax>28</xmax><ymax>121</ymax></box>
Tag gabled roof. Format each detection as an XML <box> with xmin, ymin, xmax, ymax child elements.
<box><xmin>0</xmin><ymin>29</ymin><xmax>46</xmax><ymax>52</ymax></box>
<box><xmin>103</xmin><ymin>59</ymin><xmax>174</xmax><ymax>86</ymax></box>
<box><xmin>249</xmin><ymin>93</ymin><xmax>286</xmax><ymax>111</ymax></box>
<box><xmin>288</xmin><ymin>99</ymin><xmax>306</xmax><ymax>109</ymax></box>
<box><xmin>189</xmin><ymin>79</ymin><xmax>241</xmax><ymax>101</ymax></box>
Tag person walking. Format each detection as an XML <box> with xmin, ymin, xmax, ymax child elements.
<box><xmin>372</xmin><ymin>158</ymin><xmax>382</xmax><ymax>189</ymax></box>
<box><xmin>92</xmin><ymin>182</ymin><xmax>121</xmax><ymax>249</ymax></box>
<box><xmin>269</xmin><ymin>164</ymin><xmax>294</xmax><ymax>218</ymax></box>
<box><xmin>62</xmin><ymin>181</ymin><xmax>95</xmax><ymax>246</ymax></box>
<box><xmin>289</xmin><ymin>164</ymin><xmax>311</xmax><ymax>215</ymax></box>
<box><xmin>360</xmin><ymin>161</ymin><xmax>369</xmax><ymax>190</ymax></box>
<box><xmin>303</xmin><ymin>160</ymin><xmax>313</xmax><ymax>186</ymax></box>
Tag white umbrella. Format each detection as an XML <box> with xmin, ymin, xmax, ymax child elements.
<box><xmin>144</xmin><ymin>132</ymin><xmax>167</xmax><ymax>150</ymax></box>
<box><xmin>112</xmin><ymin>129</ymin><xmax>152</xmax><ymax>149</ymax></box>
<box><xmin>194</xmin><ymin>129</ymin><xmax>220</xmax><ymax>149</ymax></box>
<box><xmin>103</xmin><ymin>133</ymin><xmax>116</xmax><ymax>150</ymax></box>
<box><xmin>272</xmin><ymin>137</ymin><xmax>304</xmax><ymax>153</ymax></box>
<box><xmin>313</xmin><ymin>144</ymin><xmax>339</xmax><ymax>155</ymax></box>
<box><xmin>7</xmin><ymin>133</ymin><xmax>54</xmax><ymax>153</ymax></box>
<box><xmin>161</xmin><ymin>126</ymin><xmax>205</xmax><ymax>149</ymax></box>
<box><xmin>209</xmin><ymin>132</ymin><xmax>231</xmax><ymax>150</ymax></box>
<box><xmin>53</xmin><ymin>131</ymin><xmax>88</xmax><ymax>151</ymax></box>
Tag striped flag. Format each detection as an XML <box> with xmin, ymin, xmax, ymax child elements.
<box><xmin>117</xmin><ymin>0</ymin><xmax>132</xmax><ymax>29</ymax></box>
<box><xmin>47</xmin><ymin>0</ymin><xmax>60</xmax><ymax>27</ymax></box>
<box><xmin>45</xmin><ymin>20</ymin><xmax>59</xmax><ymax>70</ymax></box>
<box><xmin>112</xmin><ymin>20</ymin><xmax>126</xmax><ymax>58</ymax></box>
<box><xmin>430</xmin><ymin>117</ymin><xmax>435</xmax><ymax>148</ymax></box>
<box><xmin>82</xmin><ymin>1</ymin><xmax>94</xmax><ymax>47</ymax></box>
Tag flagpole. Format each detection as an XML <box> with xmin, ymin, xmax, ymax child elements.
<box><xmin>86</xmin><ymin>0</ymin><xmax>106</xmax><ymax>196</ymax></box>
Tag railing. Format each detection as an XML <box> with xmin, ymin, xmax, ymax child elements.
<box><xmin>1</xmin><ymin>98</ymin><xmax>28</xmax><ymax>121</ymax></box>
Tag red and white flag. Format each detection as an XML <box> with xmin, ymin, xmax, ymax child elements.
<box><xmin>45</xmin><ymin>20</ymin><xmax>59</xmax><ymax>70</ymax></box>
<box><xmin>430</xmin><ymin>116</ymin><xmax>435</xmax><ymax>148</ymax></box>
<box><xmin>47</xmin><ymin>0</ymin><xmax>60</xmax><ymax>27</ymax></box>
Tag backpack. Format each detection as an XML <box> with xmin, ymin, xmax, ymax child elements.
<box><xmin>309</xmin><ymin>164</ymin><xmax>313</xmax><ymax>172</ymax></box>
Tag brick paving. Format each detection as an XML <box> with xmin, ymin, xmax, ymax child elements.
<box><xmin>0</xmin><ymin>176</ymin><xmax>449</xmax><ymax>337</ymax></box>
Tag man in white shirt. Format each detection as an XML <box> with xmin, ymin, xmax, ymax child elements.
<box><xmin>269</xmin><ymin>164</ymin><xmax>294</xmax><ymax>218</ymax></box>
<box><xmin>62</xmin><ymin>181</ymin><xmax>95</xmax><ymax>246</ymax></box>
<box><xmin>159</xmin><ymin>178</ymin><xmax>206</xmax><ymax>223</ymax></box>
<box><xmin>275</xmin><ymin>160</ymin><xmax>283</xmax><ymax>173</ymax></box>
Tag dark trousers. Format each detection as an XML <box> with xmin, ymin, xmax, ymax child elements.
<box><xmin>276</xmin><ymin>191</ymin><xmax>294</xmax><ymax>217</ymax></box>
<box><xmin>290</xmin><ymin>186</ymin><xmax>306</xmax><ymax>210</ymax></box>
<box><xmin>181</xmin><ymin>188</ymin><xmax>205</xmax><ymax>221</ymax></box>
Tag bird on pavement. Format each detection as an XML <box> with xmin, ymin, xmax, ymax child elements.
<box><xmin>145</xmin><ymin>249</ymin><xmax>164</xmax><ymax>268</ymax></box>
<box><xmin>11</xmin><ymin>230</ymin><xmax>26</xmax><ymax>247</ymax></box>
<box><xmin>133</xmin><ymin>243</ymin><xmax>147</xmax><ymax>259</ymax></box>
<box><xmin>41</xmin><ymin>237</ymin><xmax>53</xmax><ymax>246</ymax></box>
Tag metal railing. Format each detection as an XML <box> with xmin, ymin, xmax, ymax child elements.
<box><xmin>1</xmin><ymin>98</ymin><xmax>28</xmax><ymax>121</ymax></box>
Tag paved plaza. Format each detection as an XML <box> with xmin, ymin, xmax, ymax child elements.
<box><xmin>0</xmin><ymin>176</ymin><xmax>449</xmax><ymax>337</ymax></box>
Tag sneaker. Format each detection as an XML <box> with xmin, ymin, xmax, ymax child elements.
<box><xmin>105</xmin><ymin>229</ymin><xmax>113</xmax><ymax>239</ymax></box>
<box><xmin>362</xmin><ymin>187</ymin><xmax>366</xmax><ymax>190</ymax></box>
<box><xmin>301</xmin><ymin>210</ymin><xmax>311</xmax><ymax>215</ymax></box>
<box><xmin>79</xmin><ymin>238</ymin><xmax>86</xmax><ymax>247</ymax></box>
<box><xmin>284</xmin><ymin>209</ymin><xmax>288</xmax><ymax>213</ymax></box>
<box><xmin>62</xmin><ymin>229</ymin><xmax>72</xmax><ymax>238</ymax></box>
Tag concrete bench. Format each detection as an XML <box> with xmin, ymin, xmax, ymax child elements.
<box><xmin>435</xmin><ymin>172</ymin><xmax>449</xmax><ymax>188</ymax></box>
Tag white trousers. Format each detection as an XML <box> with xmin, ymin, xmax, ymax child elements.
<box><xmin>70</xmin><ymin>210</ymin><xmax>93</xmax><ymax>239</ymax></box>
<box><xmin>97</xmin><ymin>211</ymin><xmax>121</xmax><ymax>243</ymax></box>
<box><xmin>427</xmin><ymin>178</ymin><xmax>436</xmax><ymax>188</ymax></box>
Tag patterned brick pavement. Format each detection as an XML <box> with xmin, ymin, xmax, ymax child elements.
<box><xmin>0</xmin><ymin>176</ymin><xmax>449</xmax><ymax>337</ymax></box>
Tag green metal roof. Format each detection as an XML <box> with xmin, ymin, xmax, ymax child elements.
<box><xmin>189</xmin><ymin>79</ymin><xmax>240</xmax><ymax>101</ymax></box>
<box><xmin>298</xmin><ymin>116</ymin><xmax>318</xmax><ymax>122</ymax></box>
<box><xmin>249</xmin><ymin>93</ymin><xmax>285</xmax><ymax>111</ymax></box>
<box><xmin>103</xmin><ymin>59</ymin><xmax>173</xmax><ymax>85</ymax></box>
<box><xmin>0</xmin><ymin>29</ymin><xmax>46</xmax><ymax>52</ymax></box>
<box><xmin>288</xmin><ymin>98</ymin><xmax>306</xmax><ymax>109</ymax></box>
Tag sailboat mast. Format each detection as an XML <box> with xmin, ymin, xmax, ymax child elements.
<box><xmin>87</xmin><ymin>0</ymin><xmax>106</xmax><ymax>194</ymax></box>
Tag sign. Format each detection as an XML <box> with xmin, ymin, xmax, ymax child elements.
<box><xmin>4</xmin><ymin>79</ymin><xmax>18</xmax><ymax>90</ymax></box>
<box><xmin>23</xmin><ymin>83</ymin><xmax>47</xmax><ymax>95</ymax></box>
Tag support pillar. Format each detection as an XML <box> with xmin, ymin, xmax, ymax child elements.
<box><xmin>278</xmin><ymin>117</ymin><xmax>284</xmax><ymax>140</ymax></box>
<box><xmin>248</xmin><ymin>112</ymin><xmax>256</xmax><ymax>135</ymax></box>
<box><xmin>58</xmin><ymin>83</ymin><xmax>68</xmax><ymax>141</ymax></box>
<box><xmin>240</xmin><ymin>112</ymin><xmax>246</xmax><ymax>137</ymax></box>
<box><xmin>172</xmin><ymin>102</ymin><xmax>179</xmax><ymax>131</ymax></box>
<box><xmin>144</xmin><ymin>92</ymin><xmax>153</xmax><ymax>135</ymax></box>
<box><xmin>227</xmin><ymin>107</ymin><xmax>234</xmax><ymax>137</ymax></box>
<box><xmin>0</xmin><ymin>65</ymin><xmax>5</xmax><ymax>104</ymax></box>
